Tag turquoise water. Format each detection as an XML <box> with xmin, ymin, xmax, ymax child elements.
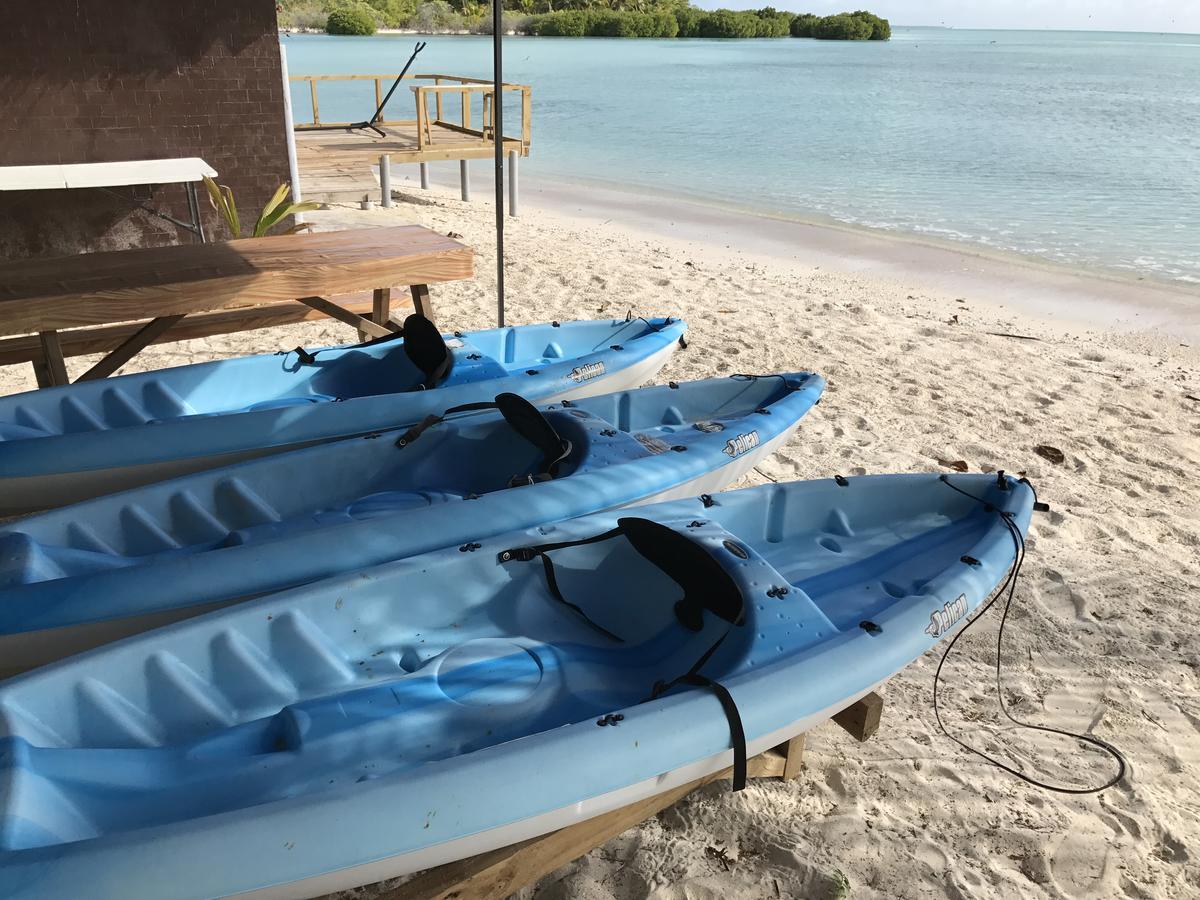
<box><xmin>284</xmin><ymin>29</ymin><xmax>1200</xmax><ymax>285</ymax></box>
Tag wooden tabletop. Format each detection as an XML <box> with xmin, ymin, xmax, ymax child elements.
<box><xmin>0</xmin><ymin>225</ymin><xmax>474</xmax><ymax>335</ymax></box>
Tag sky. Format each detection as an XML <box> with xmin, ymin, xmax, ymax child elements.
<box><xmin>699</xmin><ymin>1</ymin><xmax>1200</xmax><ymax>33</ymax></box>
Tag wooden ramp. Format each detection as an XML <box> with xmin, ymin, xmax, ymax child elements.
<box><xmin>296</xmin><ymin>124</ymin><xmax>525</xmax><ymax>203</ymax></box>
<box><xmin>291</xmin><ymin>74</ymin><xmax>531</xmax><ymax>204</ymax></box>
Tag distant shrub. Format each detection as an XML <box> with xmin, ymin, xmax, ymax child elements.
<box><xmin>529</xmin><ymin>8</ymin><xmax>676</xmax><ymax>37</ymax></box>
<box><xmin>326</xmin><ymin>3</ymin><xmax>377</xmax><ymax>34</ymax></box>
<box><xmin>409</xmin><ymin>0</ymin><xmax>467</xmax><ymax>31</ymax></box>
<box><xmin>279</xmin><ymin>0</ymin><xmax>330</xmax><ymax>30</ymax></box>
<box><xmin>753</xmin><ymin>8</ymin><xmax>792</xmax><ymax>37</ymax></box>
<box><xmin>674</xmin><ymin>5</ymin><xmax>702</xmax><ymax>36</ymax></box>
<box><xmin>811</xmin><ymin>12</ymin><xmax>872</xmax><ymax>39</ymax></box>
<box><xmin>851</xmin><ymin>9</ymin><xmax>890</xmax><ymax>39</ymax></box>
<box><xmin>697</xmin><ymin>9</ymin><xmax>759</xmax><ymax>38</ymax></box>
<box><xmin>790</xmin><ymin>9</ymin><xmax>889</xmax><ymax>39</ymax></box>
<box><xmin>363</xmin><ymin>0</ymin><xmax>418</xmax><ymax>27</ymax></box>
<box><xmin>653</xmin><ymin>10</ymin><xmax>681</xmax><ymax>37</ymax></box>
<box><xmin>472</xmin><ymin>11</ymin><xmax>534</xmax><ymax>34</ymax></box>
<box><xmin>789</xmin><ymin>12</ymin><xmax>818</xmax><ymax>36</ymax></box>
<box><xmin>528</xmin><ymin>10</ymin><xmax>589</xmax><ymax>35</ymax></box>
<box><xmin>397</xmin><ymin>2</ymin><xmax>892</xmax><ymax>40</ymax></box>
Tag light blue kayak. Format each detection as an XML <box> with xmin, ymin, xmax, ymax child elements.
<box><xmin>0</xmin><ymin>315</ymin><xmax>687</xmax><ymax>515</ymax></box>
<box><xmin>0</xmin><ymin>372</ymin><xmax>824</xmax><ymax>674</ymax></box>
<box><xmin>0</xmin><ymin>472</ymin><xmax>1034</xmax><ymax>899</ymax></box>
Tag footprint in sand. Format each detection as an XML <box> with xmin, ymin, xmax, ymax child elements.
<box><xmin>915</xmin><ymin>840</ymin><xmax>949</xmax><ymax>873</ymax></box>
<box><xmin>1042</xmin><ymin>569</ymin><xmax>1090</xmax><ymax>621</ymax></box>
<box><xmin>1049</xmin><ymin>823</ymin><xmax>1117</xmax><ymax>896</ymax></box>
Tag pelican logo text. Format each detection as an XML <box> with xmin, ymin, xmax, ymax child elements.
<box><xmin>569</xmin><ymin>362</ymin><xmax>606</xmax><ymax>383</ymax></box>
<box><xmin>722</xmin><ymin>431</ymin><xmax>760</xmax><ymax>458</ymax></box>
<box><xmin>924</xmin><ymin>594</ymin><xmax>968</xmax><ymax>638</ymax></box>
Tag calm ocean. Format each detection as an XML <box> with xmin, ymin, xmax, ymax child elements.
<box><xmin>284</xmin><ymin>28</ymin><xmax>1200</xmax><ymax>285</ymax></box>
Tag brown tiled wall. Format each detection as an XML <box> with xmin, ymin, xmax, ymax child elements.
<box><xmin>0</xmin><ymin>0</ymin><xmax>290</xmax><ymax>258</ymax></box>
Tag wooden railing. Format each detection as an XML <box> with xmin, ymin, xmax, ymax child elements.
<box><xmin>290</xmin><ymin>73</ymin><xmax>532</xmax><ymax>153</ymax></box>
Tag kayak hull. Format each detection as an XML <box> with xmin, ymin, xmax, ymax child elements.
<box><xmin>241</xmin><ymin>681</ymin><xmax>884</xmax><ymax>900</ymax></box>
<box><xmin>0</xmin><ymin>373</ymin><xmax>824</xmax><ymax>674</ymax></box>
<box><xmin>0</xmin><ymin>474</ymin><xmax>1034</xmax><ymax>899</ymax></box>
<box><xmin>0</xmin><ymin>319</ymin><xmax>686</xmax><ymax>515</ymax></box>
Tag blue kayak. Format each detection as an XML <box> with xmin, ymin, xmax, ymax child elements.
<box><xmin>0</xmin><ymin>473</ymin><xmax>1033</xmax><ymax>898</ymax></box>
<box><xmin>0</xmin><ymin>372</ymin><xmax>824</xmax><ymax>674</ymax></box>
<box><xmin>0</xmin><ymin>315</ymin><xmax>687</xmax><ymax>515</ymax></box>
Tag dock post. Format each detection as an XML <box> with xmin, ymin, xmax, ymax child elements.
<box><xmin>507</xmin><ymin>150</ymin><xmax>518</xmax><ymax>217</ymax></box>
<box><xmin>379</xmin><ymin>155</ymin><xmax>392</xmax><ymax>208</ymax></box>
<box><xmin>420</xmin><ymin>162</ymin><xmax>431</xmax><ymax>190</ymax></box>
<box><xmin>459</xmin><ymin>160</ymin><xmax>470</xmax><ymax>202</ymax></box>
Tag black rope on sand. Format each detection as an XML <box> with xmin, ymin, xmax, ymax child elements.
<box><xmin>932</xmin><ymin>475</ymin><xmax>1127</xmax><ymax>794</ymax></box>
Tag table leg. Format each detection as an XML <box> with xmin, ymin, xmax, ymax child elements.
<box><xmin>296</xmin><ymin>295</ymin><xmax>393</xmax><ymax>339</ymax></box>
<box><xmin>372</xmin><ymin>288</ymin><xmax>392</xmax><ymax>326</ymax></box>
<box><xmin>77</xmin><ymin>315</ymin><xmax>185</xmax><ymax>382</ymax></box>
<box><xmin>409</xmin><ymin>284</ymin><xmax>433</xmax><ymax>323</ymax></box>
<box><xmin>37</xmin><ymin>330</ymin><xmax>69</xmax><ymax>387</ymax></box>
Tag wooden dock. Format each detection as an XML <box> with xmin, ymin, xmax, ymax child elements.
<box><xmin>291</xmin><ymin>74</ymin><xmax>531</xmax><ymax>203</ymax></box>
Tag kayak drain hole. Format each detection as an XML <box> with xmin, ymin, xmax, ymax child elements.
<box><xmin>818</xmin><ymin>536</ymin><xmax>842</xmax><ymax>553</ymax></box>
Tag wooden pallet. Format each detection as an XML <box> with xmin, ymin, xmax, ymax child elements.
<box><xmin>356</xmin><ymin>691</ymin><xmax>884</xmax><ymax>900</ymax></box>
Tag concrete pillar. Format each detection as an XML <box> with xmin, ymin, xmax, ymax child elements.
<box><xmin>460</xmin><ymin>160</ymin><xmax>470</xmax><ymax>202</ymax></box>
<box><xmin>507</xmin><ymin>150</ymin><xmax>518</xmax><ymax>218</ymax></box>
<box><xmin>420</xmin><ymin>162</ymin><xmax>431</xmax><ymax>190</ymax></box>
<box><xmin>379</xmin><ymin>155</ymin><xmax>392</xmax><ymax>208</ymax></box>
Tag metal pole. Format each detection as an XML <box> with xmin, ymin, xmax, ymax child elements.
<box><xmin>186</xmin><ymin>181</ymin><xmax>207</xmax><ymax>242</ymax></box>
<box><xmin>460</xmin><ymin>159</ymin><xmax>471</xmax><ymax>201</ymax></box>
<box><xmin>278</xmin><ymin>44</ymin><xmax>306</xmax><ymax>225</ymax></box>
<box><xmin>493</xmin><ymin>0</ymin><xmax>505</xmax><ymax>327</ymax></box>
<box><xmin>420</xmin><ymin>162</ymin><xmax>431</xmax><ymax>190</ymax></box>
<box><xmin>508</xmin><ymin>149</ymin><xmax>518</xmax><ymax>218</ymax></box>
<box><xmin>380</xmin><ymin>155</ymin><xmax>392</xmax><ymax>207</ymax></box>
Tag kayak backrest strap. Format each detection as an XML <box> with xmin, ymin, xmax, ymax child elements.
<box><xmin>395</xmin><ymin>393</ymin><xmax>572</xmax><ymax>484</ymax></box>
<box><xmin>401</xmin><ymin>313</ymin><xmax>453</xmax><ymax>389</ymax></box>
<box><xmin>498</xmin><ymin>517</ymin><xmax>749</xmax><ymax>790</ymax></box>
<box><xmin>495</xmin><ymin>393</ymin><xmax>573</xmax><ymax>485</ymax></box>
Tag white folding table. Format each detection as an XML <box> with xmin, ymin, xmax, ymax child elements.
<box><xmin>0</xmin><ymin>157</ymin><xmax>218</xmax><ymax>242</ymax></box>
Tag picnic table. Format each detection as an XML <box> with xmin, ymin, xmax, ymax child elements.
<box><xmin>0</xmin><ymin>225</ymin><xmax>474</xmax><ymax>387</ymax></box>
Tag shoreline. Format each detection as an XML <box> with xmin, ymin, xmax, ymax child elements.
<box><xmin>517</xmin><ymin>172</ymin><xmax>1200</xmax><ymax>344</ymax></box>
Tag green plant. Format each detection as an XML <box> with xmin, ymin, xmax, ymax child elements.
<box><xmin>202</xmin><ymin>178</ymin><xmax>321</xmax><ymax>239</ymax></box>
<box><xmin>851</xmin><ymin>9</ymin><xmax>890</xmax><ymax>39</ymax></box>
<box><xmin>410</xmin><ymin>0</ymin><xmax>468</xmax><ymax>31</ymax></box>
<box><xmin>789</xmin><ymin>12</ymin><xmax>817</xmax><ymax>36</ymax></box>
<box><xmin>278</xmin><ymin>0</ymin><xmax>330</xmax><ymax>30</ymax></box>
<box><xmin>364</xmin><ymin>0</ymin><xmax>419</xmax><ymax>27</ymax></box>
<box><xmin>673</xmin><ymin>4</ymin><xmax>702</xmax><ymax>35</ymax></box>
<box><xmin>811</xmin><ymin>12</ymin><xmax>872</xmax><ymax>39</ymax></box>
<box><xmin>697</xmin><ymin>9</ymin><xmax>759</xmax><ymax>38</ymax></box>
<box><xmin>327</xmin><ymin>3</ymin><xmax>378</xmax><ymax>34</ymax></box>
<box><xmin>790</xmin><ymin>10</ymin><xmax>888</xmax><ymax>39</ymax></box>
<box><xmin>529</xmin><ymin>10</ymin><xmax>590</xmax><ymax>34</ymax></box>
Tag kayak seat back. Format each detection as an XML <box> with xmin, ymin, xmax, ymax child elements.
<box><xmin>495</xmin><ymin>393</ymin><xmax>572</xmax><ymax>484</ymax></box>
<box><xmin>401</xmin><ymin>313</ymin><xmax>453</xmax><ymax>389</ymax></box>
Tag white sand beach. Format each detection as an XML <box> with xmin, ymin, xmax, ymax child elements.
<box><xmin>3</xmin><ymin>186</ymin><xmax>1198</xmax><ymax>899</ymax></box>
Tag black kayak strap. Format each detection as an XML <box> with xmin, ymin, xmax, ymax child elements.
<box><xmin>394</xmin><ymin>400</ymin><xmax>497</xmax><ymax>448</ymax></box>
<box><xmin>499</xmin><ymin>525</ymin><xmax>627</xmax><ymax>642</ymax></box>
<box><xmin>284</xmin><ymin>323</ymin><xmax>407</xmax><ymax>366</ymax></box>
<box><xmin>648</xmin><ymin>631</ymin><xmax>747</xmax><ymax>791</ymax></box>
<box><xmin>501</xmin><ymin>522</ymin><xmax>749</xmax><ymax>791</ymax></box>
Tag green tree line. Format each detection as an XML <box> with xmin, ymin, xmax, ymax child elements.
<box><xmin>281</xmin><ymin>0</ymin><xmax>890</xmax><ymax>40</ymax></box>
